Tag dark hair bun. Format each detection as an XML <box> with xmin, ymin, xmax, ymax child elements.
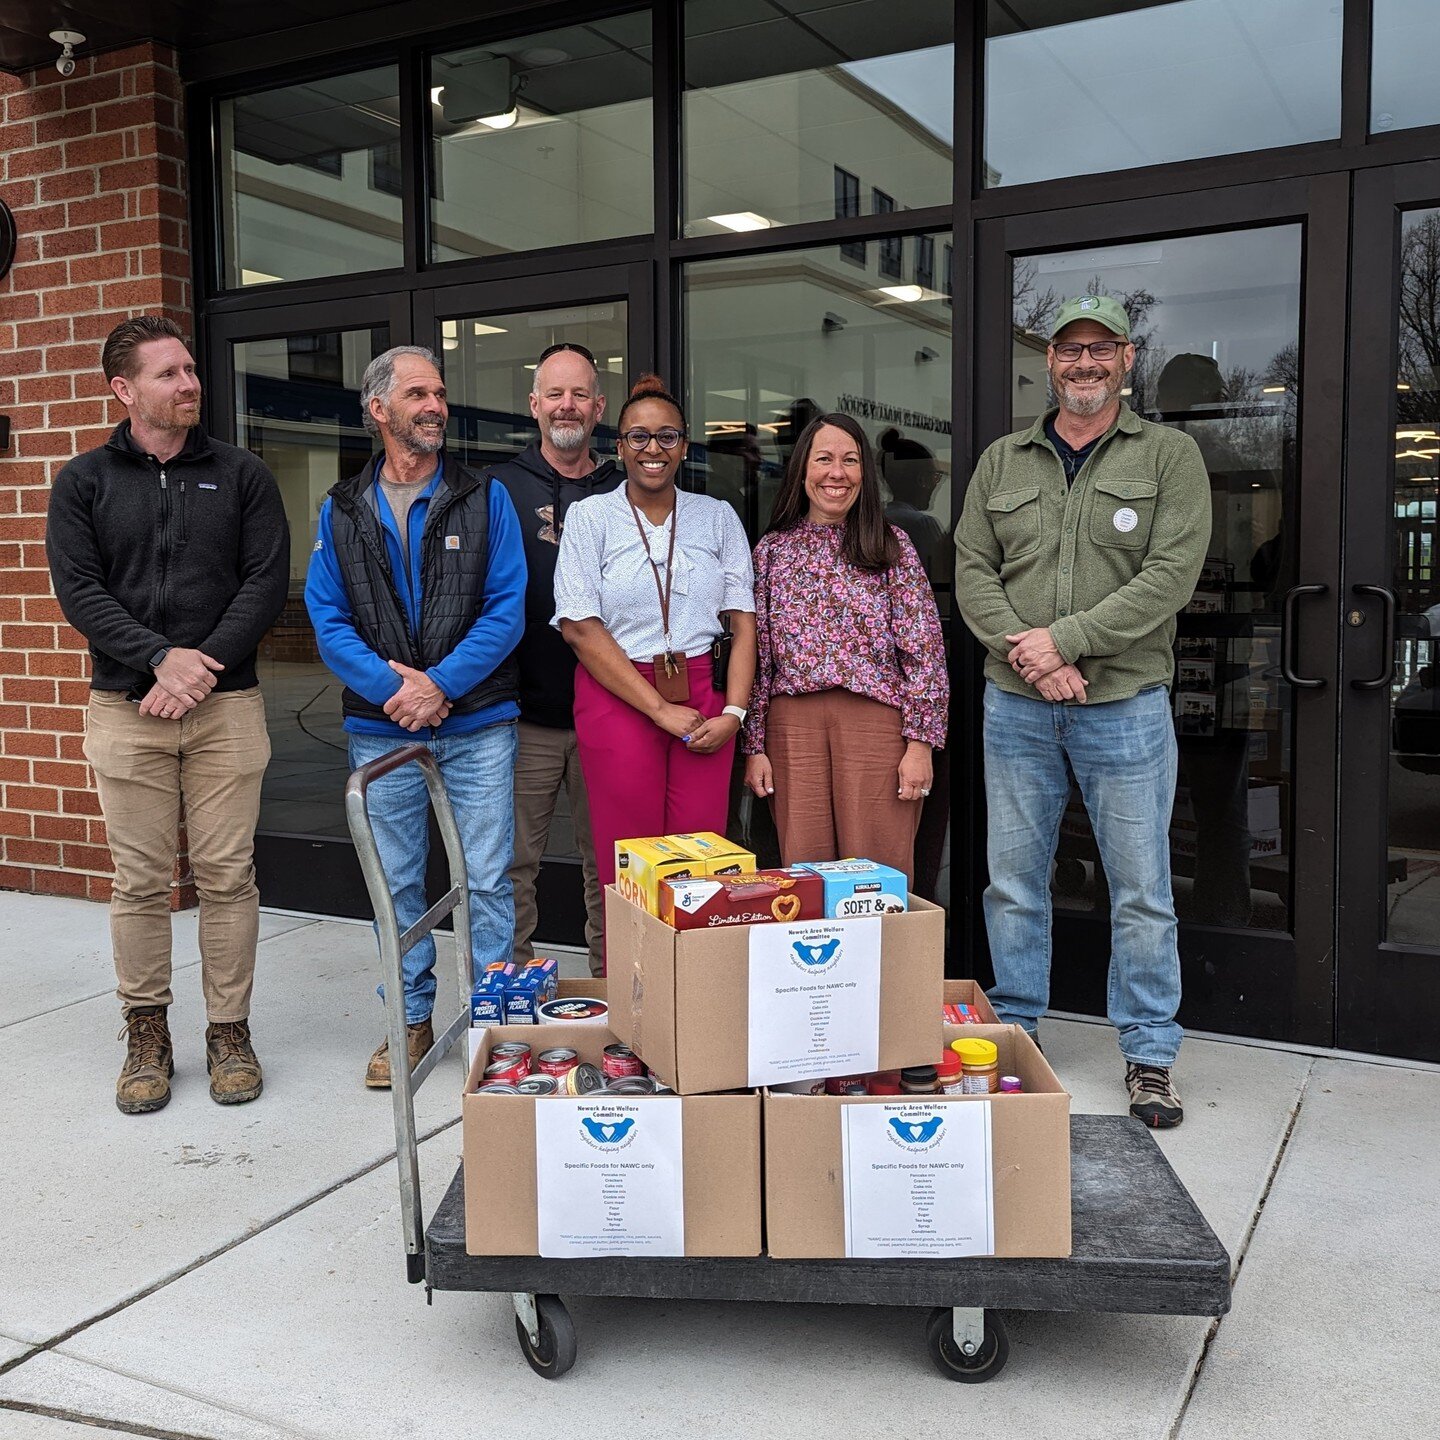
<box><xmin>629</xmin><ymin>372</ymin><xmax>669</xmax><ymax>400</ymax></box>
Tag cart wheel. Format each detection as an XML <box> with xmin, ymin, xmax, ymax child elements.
<box><xmin>924</xmin><ymin>1307</ymin><xmax>1009</xmax><ymax>1382</ymax></box>
<box><xmin>515</xmin><ymin>1294</ymin><xmax>577</xmax><ymax>1379</ymax></box>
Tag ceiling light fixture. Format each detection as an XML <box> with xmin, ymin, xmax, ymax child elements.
<box><xmin>879</xmin><ymin>284</ymin><xmax>925</xmax><ymax>303</ymax></box>
<box><xmin>708</xmin><ymin>212</ymin><xmax>773</xmax><ymax>233</ymax></box>
<box><xmin>477</xmin><ymin>108</ymin><xmax>519</xmax><ymax>130</ymax></box>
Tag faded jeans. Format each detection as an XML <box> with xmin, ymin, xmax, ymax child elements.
<box><xmin>349</xmin><ymin>722</ymin><xmax>517</xmax><ymax>1024</ymax></box>
<box><xmin>982</xmin><ymin>682</ymin><xmax>1183</xmax><ymax>1066</ymax></box>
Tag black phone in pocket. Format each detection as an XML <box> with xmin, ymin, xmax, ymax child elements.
<box><xmin>710</xmin><ymin>615</ymin><xmax>733</xmax><ymax>693</ymax></box>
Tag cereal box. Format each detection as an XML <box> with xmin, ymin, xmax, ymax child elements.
<box><xmin>615</xmin><ymin>837</ymin><xmax>707</xmax><ymax>916</ymax></box>
<box><xmin>667</xmin><ymin>831</ymin><xmax>757</xmax><ymax>877</ymax></box>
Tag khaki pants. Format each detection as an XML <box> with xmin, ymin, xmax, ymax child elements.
<box><xmin>83</xmin><ymin>688</ymin><xmax>270</xmax><ymax>1021</ymax></box>
<box><xmin>508</xmin><ymin>720</ymin><xmax>603</xmax><ymax>977</ymax></box>
<box><xmin>767</xmin><ymin>689</ymin><xmax>922</xmax><ymax>887</ymax></box>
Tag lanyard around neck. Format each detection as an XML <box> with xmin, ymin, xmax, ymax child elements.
<box><xmin>627</xmin><ymin>492</ymin><xmax>679</xmax><ymax>669</ymax></box>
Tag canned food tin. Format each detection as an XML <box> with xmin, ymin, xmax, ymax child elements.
<box><xmin>484</xmin><ymin>1055</ymin><xmax>529</xmax><ymax>1086</ymax></box>
<box><xmin>516</xmin><ymin>1076</ymin><xmax>558</xmax><ymax>1096</ymax></box>
<box><xmin>604</xmin><ymin>1076</ymin><xmax>657</xmax><ymax>1095</ymax></box>
<box><xmin>491</xmin><ymin>1042</ymin><xmax>532</xmax><ymax>1063</ymax></box>
<box><xmin>476</xmin><ymin>1083</ymin><xmax>520</xmax><ymax>1095</ymax></box>
<box><xmin>602</xmin><ymin>1043</ymin><xmax>644</xmax><ymax>1080</ymax></box>
<box><xmin>537</xmin><ymin>997</ymin><xmax>609</xmax><ymax>1023</ymax></box>
<box><xmin>564</xmin><ymin>1062</ymin><xmax>606</xmax><ymax>1096</ymax></box>
<box><xmin>537</xmin><ymin>1047</ymin><xmax>579</xmax><ymax>1078</ymax></box>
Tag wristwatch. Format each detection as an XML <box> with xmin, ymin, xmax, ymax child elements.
<box><xmin>149</xmin><ymin>645</ymin><xmax>171</xmax><ymax>670</ymax></box>
<box><xmin>722</xmin><ymin>704</ymin><xmax>748</xmax><ymax>723</ymax></box>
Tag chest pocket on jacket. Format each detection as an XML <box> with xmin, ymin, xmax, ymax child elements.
<box><xmin>1090</xmin><ymin>478</ymin><xmax>1157</xmax><ymax>550</ymax></box>
<box><xmin>986</xmin><ymin>486</ymin><xmax>1042</xmax><ymax>559</ymax></box>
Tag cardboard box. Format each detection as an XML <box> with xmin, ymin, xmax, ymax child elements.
<box><xmin>463</xmin><ymin>1023</ymin><xmax>761</xmax><ymax>1257</ymax></box>
<box><xmin>469</xmin><ymin>977</ymin><xmax>608</xmax><ymax>1067</ymax></box>
<box><xmin>606</xmin><ymin>886</ymin><xmax>945</xmax><ymax>1095</ymax></box>
<box><xmin>943</xmin><ymin>978</ymin><xmax>1000</xmax><ymax>1025</ymax></box>
<box><xmin>660</xmin><ymin>868</ymin><xmax>823</xmax><ymax>930</ymax></box>
<box><xmin>763</xmin><ymin>1025</ymin><xmax>1071</xmax><ymax>1259</ymax></box>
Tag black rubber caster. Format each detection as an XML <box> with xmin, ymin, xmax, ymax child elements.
<box><xmin>924</xmin><ymin>1307</ymin><xmax>1009</xmax><ymax>1382</ymax></box>
<box><xmin>515</xmin><ymin>1294</ymin><xmax>578</xmax><ymax>1378</ymax></box>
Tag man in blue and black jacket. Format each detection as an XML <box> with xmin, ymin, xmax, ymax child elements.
<box><xmin>305</xmin><ymin>345</ymin><xmax>526</xmax><ymax>1088</ymax></box>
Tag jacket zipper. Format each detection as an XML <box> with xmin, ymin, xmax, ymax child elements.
<box><xmin>157</xmin><ymin>465</ymin><xmax>170</xmax><ymax>636</ymax></box>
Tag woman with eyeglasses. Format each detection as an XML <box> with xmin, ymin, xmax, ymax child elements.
<box><xmin>553</xmin><ymin>375</ymin><xmax>756</xmax><ymax>954</ymax></box>
<box><xmin>743</xmin><ymin>413</ymin><xmax>947</xmax><ymax>887</ymax></box>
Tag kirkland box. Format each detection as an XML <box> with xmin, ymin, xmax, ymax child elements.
<box><xmin>763</xmin><ymin>1025</ymin><xmax>1071</xmax><ymax>1259</ymax></box>
<box><xmin>606</xmin><ymin>886</ymin><xmax>945</xmax><ymax>1095</ymax></box>
<box><xmin>462</xmin><ymin>1024</ymin><xmax>761</xmax><ymax>1257</ymax></box>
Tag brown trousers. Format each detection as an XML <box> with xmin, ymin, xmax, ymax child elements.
<box><xmin>766</xmin><ymin>690</ymin><xmax>922</xmax><ymax>886</ymax></box>
<box><xmin>508</xmin><ymin>720</ymin><xmax>604</xmax><ymax>978</ymax></box>
<box><xmin>83</xmin><ymin>687</ymin><xmax>270</xmax><ymax>1021</ymax></box>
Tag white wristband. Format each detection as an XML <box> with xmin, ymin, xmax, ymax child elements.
<box><xmin>722</xmin><ymin>705</ymin><xmax>748</xmax><ymax>723</ymax></box>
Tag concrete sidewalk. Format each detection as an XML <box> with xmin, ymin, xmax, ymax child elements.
<box><xmin>1</xmin><ymin>890</ymin><xmax>1436</xmax><ymax>1439</ymax></box>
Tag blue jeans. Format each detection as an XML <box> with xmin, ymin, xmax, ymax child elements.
<box><xmin>349</xmin><ymin>723</ymin><xmax>518</xmax><ymax>1024</ymax></box>
<box><xmin>982</xmin><ymin>683</ymin><xmax>1182</xmax><ymax>1066</ymax></box>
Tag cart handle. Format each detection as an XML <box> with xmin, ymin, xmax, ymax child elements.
<box><xmin>346</xmin><ymin>743</ymin><xmax>474</xmax><ymax>1283</ymax></box>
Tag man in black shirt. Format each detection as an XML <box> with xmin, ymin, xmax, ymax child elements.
<box><xmin>490</xmin><ymin>344</ymin><xmax>621</xmax><ymax>977</ymax></box>
<box><xmin>47</xmin><ymin>316</ymin><xmax>288</xmax><ymax>1114</ymax></box>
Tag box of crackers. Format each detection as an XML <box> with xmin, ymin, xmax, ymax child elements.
<box><xmin>659</xmin><ymin>868</ymin><xmax>824</xmax><ymax>931</ymax></box>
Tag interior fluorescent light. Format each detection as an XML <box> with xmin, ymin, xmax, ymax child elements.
<box><xmin>709</xmin><ymin>212</ymin><xmax>773</xmax><ymax>232</ymax></box>
<box><xmin>477</xmin><ymin>108</ymin><xmax>519</xmax><ymax>130</ymax></box>
<box><xmin>430</xmin><ymin>86</ymin><xmax>444</xmax><ymax>105</ymax></box>
<box><xmin>472</xmin><ymin>322</ymin><xmax>507</xmax><ymax>336</ymax></box>
<box><xmin>1119</xmin><ymin>387</ymin><xmax>1132</xmax><ymax>396</ymax></box>
<box><xmin>1262</xmin><ymin>385</ymin><xmax>1286</xmax><ymax>394</ymax></box>
<box><xmin>1397</xmin><ymin>382</ymin><xmax>1412</xmax><ymax>390</ymax></box>
<box><xmin>879</xmin><ymin>284</ymin><xmax>925</xmax><ymax>302</ymax></box>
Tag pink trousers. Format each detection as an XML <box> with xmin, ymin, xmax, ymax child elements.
<box><xmin>574</xmin><ymin>654</ymin><xmax>734</xmax><ymax>964</ymax></box>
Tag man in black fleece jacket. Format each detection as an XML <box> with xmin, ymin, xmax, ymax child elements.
<box><xmin>46</xmin><ymin>316</ymin><xmax>288</xmax><ymax>1116</ymax></box>
<box><xmin>491</xmin><ymin>343</ymin><xmax>621</xmax><ymax>976</ymax></box>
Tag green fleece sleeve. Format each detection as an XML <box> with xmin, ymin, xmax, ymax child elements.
<box><xmin>954</xmin><ymin>443</ymin><xmax>1030</xmax><ymax>662</ymax></box>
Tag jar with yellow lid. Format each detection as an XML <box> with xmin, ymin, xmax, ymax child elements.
<box><xmin>951</xmin><ymin>1037</ymin><xmax>999</xmax><ymax>1094</ymax></box>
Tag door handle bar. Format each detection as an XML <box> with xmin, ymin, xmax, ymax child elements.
<box><xmin>1280</xmin><ymin>583</ymin><xmax>1327</xmax><ymax>688</ymax></box>
<box><xmin>1350</xmin><ymin>584</ymin><xmax>1397</xmax><ymax>690</ymax></box>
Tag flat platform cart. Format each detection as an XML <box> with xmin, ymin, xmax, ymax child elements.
<box><xmin>348</xmin><ymin>746</ymin><xmax>1232</xmax><ymax>1384</ymax></box>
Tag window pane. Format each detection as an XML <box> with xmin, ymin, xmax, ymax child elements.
<box><xmin>1372</xmin><ymin>0</ymin><xmax>1440</xmax><ymax>134</ymax></box>
<box><xmin>237</xmin><ymin>328</ymin><xmax>389</xmax><ymax>838</ymax></box>
<box><xmin>1012</xmin><ymin>227</ymin><xmax>1303</xmax><ymax>931</ymax></box>
<box><xmin>431</xmin><ymin>17</ymin><xmax>654</xmax><ymax>262</ymax></box>
<box><xmin>219</xmin><ymin>69</ymin><xmax>404</xmax><ymax>287</ymax></box>
<box><xmin>683</xmin><ymin>0</ymin><xmax>953</xmax><ymax>235</ymax></box>
<box><xmin>685</xmin><ymin>234</ymin><xmax>954</xmax><ymax>905</ymax></box>
<box><xmin>985</xmin><ymin>1</ymin><xmax>1340</xmax><ymax>188</ymax></box>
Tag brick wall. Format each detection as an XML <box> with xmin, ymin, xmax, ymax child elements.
<box><xmin>0</xmin><ymin>43</ymin><xmax>193</xmax><ymax>903</ymax></box>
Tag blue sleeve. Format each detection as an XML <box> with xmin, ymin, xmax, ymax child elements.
<box><xmin>303</xmin><ymin>500</ymin><xmax>403</xmax><ymax>707</ymax></box>
<box><xmin>427</xmin><ymin>481</ymin><xmax>528</xmax><ymax>699</ymax></box>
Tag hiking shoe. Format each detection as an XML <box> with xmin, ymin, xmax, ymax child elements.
<box><xmin>1126</xmin><ymin>1063</ymin><xmax>1183</xmax><ymax>1128</ymax></box>
<box><xmin>116</xmin><ymin>1006</ymin><xmax>174</xmax><ymax>1115</ymax></box>
<box><xmin>205</xmin><ymin>1020</ymin><xmax>263</xmax><ymax>1105</ymax></box>
<box><xmin>365</xmin><ymin>1019</ymin><xmax>434</xmax><ymax>1090</ymax></box>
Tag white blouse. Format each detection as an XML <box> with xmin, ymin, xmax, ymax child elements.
<box><xmin>551</xmin><ymin>485</ymin><xmax>755</xmax><ymax>661</ymax></box>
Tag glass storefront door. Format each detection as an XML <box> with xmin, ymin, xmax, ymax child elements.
<box><xmin>974</xmin><ymin>177</ymin><xmax>1349</xmax><ymax>1047</ymax></box>
<box><xmin>1341</xmin><ymin>163</ymin><xmax>1440</xmax><ymax>1062</ymax></box>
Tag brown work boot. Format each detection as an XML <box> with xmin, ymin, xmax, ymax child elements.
<box><xmin>365</xmin><ymin>1019</ymin><xmax>434</xmax><ymax>1089</ymax></box>
<box><xmin>116</xmin><ymin>1006</ymin><xmax>174</xmax><ymax>1115</ymax></box>
<box><xmin>205</xmin><ymin>1019</ymin><xmax>263</xmax><ymax>1105</ymax></box>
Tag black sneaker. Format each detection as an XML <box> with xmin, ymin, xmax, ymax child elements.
<box><xmin>1125</xmin><ymin>1063</ymin><xmax>1183</xmax><ymax>1128</ymax></box>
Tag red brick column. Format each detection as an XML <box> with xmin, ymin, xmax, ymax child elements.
<box><xmin>0</xmin><ymin>43</ymin><xmax>194</xmax><ymax>903</ymax></box>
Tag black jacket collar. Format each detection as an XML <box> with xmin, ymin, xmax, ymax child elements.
<box><xmin>105</xmin><ymin>419</ymin><xmax>211</xmax><ymax>464</ymax></box>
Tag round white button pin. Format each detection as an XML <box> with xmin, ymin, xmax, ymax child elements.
<box><xmin>1113</xmin><ymin>507</ymin><xmax>1139</xmax><ymax>533</ymax></box>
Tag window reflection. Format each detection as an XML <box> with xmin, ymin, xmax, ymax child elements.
<box><xmin>219</xmin><ymin>70</ymin><xmax>404</xmax><ymax>288</ymax></box>
<box><xmin>1012</xmin><ymin>227</ymin><xmax>1303</xmax><ymax>931</ymax></box>
<box><xmin>430</xmin><ymin>17</ymin><xmax>653</xmax><ymax>261</ymax></box>
<box><xmin>1372</xmin><ymin>0</ymin><xmax>1440</xmax><ymax>134</ymax></box>
<box><xmin>683</xmin><ymin>0</ymin><xmax>953</xmax><ymax>235</ymax></box>
<box><xmin>685</xmin><ymin>234</ymin><xmax>953</xmax><ymax>905</ymax></box>
<box><xmin>237</xmin><ymin>329</ymin><xmax>388</xmax><ymax>838</ymax></box>
<box><xmin>985</xmin><ymin>1</ymin><xmax>1340</xmax><ymax>188</ymax></box>
<box><xmin>1387</xmin><ymin>209</ymin><xmax>1440</xmax><ymax>945</ymax></box>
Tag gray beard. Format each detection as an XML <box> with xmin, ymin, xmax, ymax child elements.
<box><xmin>546</xmin><ymin>421</ymin><xmax>587</xmax><ymax>451</ymax></box>
<box><xmin>1052</xmin><ymin>369</ymin><xmax>1125</xmax><ymax>419</ymax></box>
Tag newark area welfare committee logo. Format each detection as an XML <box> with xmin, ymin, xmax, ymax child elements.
<box><xmin>788</xmin><ymin>933</ymin><xmax>842</xmax><ymax>973</ymax></box>
<box><xmin>886</xmin><ymin>1113</ymin><xmax>947</xmax><ymax>1153</ymax></box>
<box><xmin>578</xmin><ymin>1107</ymin><xmax>639</xmax><ymax>1151</ymax></box>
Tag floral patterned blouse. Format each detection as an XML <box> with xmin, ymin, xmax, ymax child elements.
<box><xmin>743</xmin><ymin>519</ymin><xmax>949</xmax><ymax>755</ymax></box>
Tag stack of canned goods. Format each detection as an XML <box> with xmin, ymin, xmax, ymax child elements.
<box><xmin>475</xmin><ymin>1041</ymin><xmax>671</xmax><ymax>1097</ymax></box>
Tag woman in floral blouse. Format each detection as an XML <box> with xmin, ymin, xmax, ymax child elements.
<box><xmin>743</xmin><ymin>413</ymin><xmax>948</xmax><ymax>885</ymax></box>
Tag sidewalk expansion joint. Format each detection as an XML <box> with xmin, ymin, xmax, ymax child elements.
<box><xmin>0</xmin><ymin>1115</ymin><xmax>459</xmax><ymax>1383</ymax></box>
<box><xmin>1165</xmin><ymin>1057</ymin><xmax>1315</xmax><ymax>1440</ymax></box>
<box><xmin>0</xmin><ymin>1398</ymin><xmax>219</xmax><ymax>1440</ymax></box>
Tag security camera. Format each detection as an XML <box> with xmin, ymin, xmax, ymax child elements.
<box><xmin>50</xmin><ymin>30</ymin><xmax>84</xmax><ymax>78</ymax></box>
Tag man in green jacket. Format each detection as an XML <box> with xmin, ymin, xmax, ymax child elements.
<box><xmin>955</xmin><ymin>294</ymin><xmax>1210</xmax><ymax>1128</ymax></box>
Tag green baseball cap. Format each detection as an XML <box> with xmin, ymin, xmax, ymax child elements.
<box><xmin>1050</xmin><ymin>294</ymin><xmax>1131</xmax><ymax>340</ymax></box>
